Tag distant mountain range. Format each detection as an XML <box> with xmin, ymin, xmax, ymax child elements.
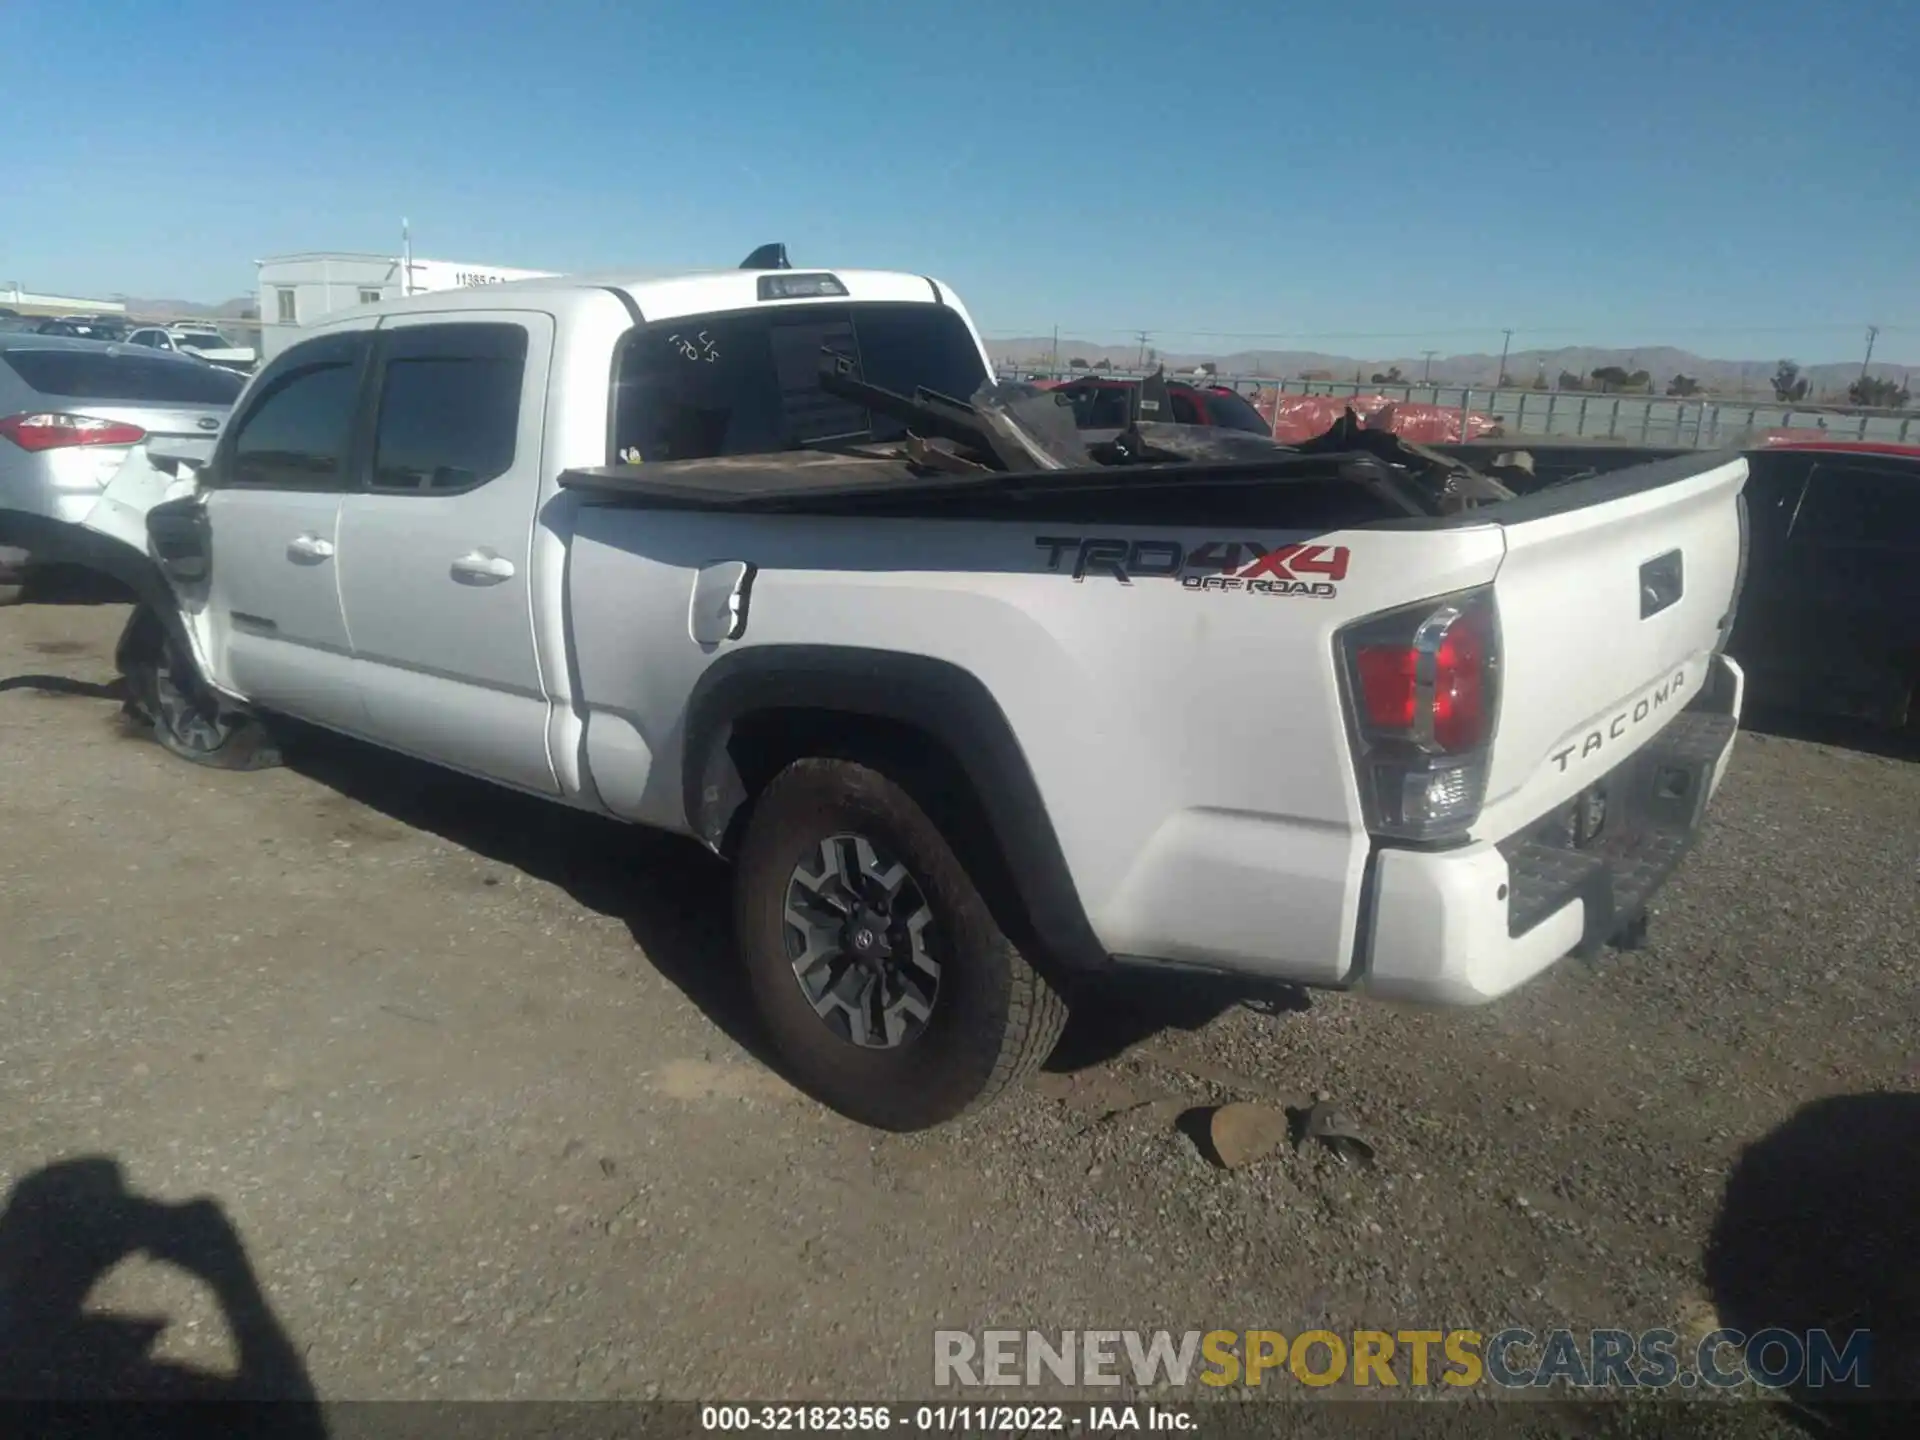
<box><xmin>985</xmin><ymin>338</ymin><xmax>1913</xmax><ymax>400</ymax></box>
<box><xmin>103</xmin><ymin>299</ymin><xmax>1911</xmax><ymax>402</ymax></box>
<box><xmin>120</xmin><ymin>295</ymin><xmax>257</xmax><ymax>322</ymax></box>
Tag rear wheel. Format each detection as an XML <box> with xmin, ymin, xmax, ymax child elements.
<box><xmin>734</xmin><ymin>758</ymin><xmax>1067</xmax><ymax>1131</ymax></box>
<box><xmin>122</xmin><ymin>609</ymin><xmax>281</xmax><ymax>771</ymax></box>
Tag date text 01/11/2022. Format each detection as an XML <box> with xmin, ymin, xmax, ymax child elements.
<box><xmin>699</xmin><ymin>1404</ymin><xmax>1197</xmax><ymax>1431</ymax></box>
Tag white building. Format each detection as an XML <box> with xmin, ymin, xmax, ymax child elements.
<box><xmin>255</xmin><ymin>252</ymin><xmax>556</xmax><ymax>361</ymax></box>
<box><xmin>0</xmin><ymin>282</ymin><xmax>127</xmax><ymax>318</ymax></box>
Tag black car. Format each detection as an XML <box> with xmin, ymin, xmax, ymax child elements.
<box><xmin>36</xmin><ymin>316</ymin><xmax>130</xmax><ymax>342</ymax></box>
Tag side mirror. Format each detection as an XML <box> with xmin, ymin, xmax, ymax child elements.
<box><xmin>147</xmin><ymin>497</ymin><xmax>212</xmax><ymax>584</ymax></box>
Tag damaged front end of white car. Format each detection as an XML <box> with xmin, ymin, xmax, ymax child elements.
<box><xmin>0</xmin><ymin>439</ymin><xmax>280</xmax><ymax>769</ymax></box>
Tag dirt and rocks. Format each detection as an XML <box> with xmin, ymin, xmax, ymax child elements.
<box><xmin>2</xmin><ymin>597</ymin><xmax>1914</xmax><ymax>1435</ymax></box>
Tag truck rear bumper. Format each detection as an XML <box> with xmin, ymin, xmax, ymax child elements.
<box><xmin>1362</xmin><ymin>653</ymin><xmax>1744</xmax><ymax>1006</ymax></box>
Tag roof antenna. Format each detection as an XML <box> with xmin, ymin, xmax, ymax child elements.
<box><xmin>740</xmin><ymin>243</ymin><xmax>791</xmax><ymax>271</ymax></box>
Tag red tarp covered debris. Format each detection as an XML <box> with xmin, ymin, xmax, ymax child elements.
<box><xmin>1249</xmin><ymin>390</ymin><xmax>1503</xmax><ymax>444</ymax></box>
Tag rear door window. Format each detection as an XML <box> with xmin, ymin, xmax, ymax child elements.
<box><xmin>369</xmin><ymin>323</ymin><xmax>528</xmax><ymax>491</ymax></box>
<box><xmin>611</xmin><ymin>302</ymin><xmax>987</xmax><ymax>462</ymax></box>
<box><xmin>1790</xmin><ymin>462</ymin><xmax>1920</xmax><ymax>551</ymax></box>
<box><xmin>1083</xmin><ymin>385</ymin><xmax>1132</xmax><ymax>428</ymax></box>
<box><xmin>223</xmin><ymin>333</ymin><xmax>366</xmax><ymax>489</ymax></box>
<box><xmin>1</xmin><ymin>348</ymin><xmax>244</xmax><ymax>406</ymax></box>
<box><xmin>1053</xmin><ymin>384</ymin><xmax>1099</xmax><ymax>427</ymax></box>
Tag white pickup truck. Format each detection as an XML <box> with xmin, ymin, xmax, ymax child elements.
<box><xmin>30</xmin><ymin>252</ymin><xmax>1750</xmax><ymax>1130</ymax></box>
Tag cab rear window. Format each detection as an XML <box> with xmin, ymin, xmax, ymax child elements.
<box><xmin>611</xmin><ymin>302</ymin><xmax>987</xmax><ymax>462</ymax></box>
<box><xmin>2</xmin><ymin>349</ymin><xmax>244</xmax><ymax>406</ymax></box>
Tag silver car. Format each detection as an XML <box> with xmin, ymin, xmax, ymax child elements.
<box><xmin>0</xmin><ymin>333</ymin><xmax>243</xmax><ymax>601</ymax></box>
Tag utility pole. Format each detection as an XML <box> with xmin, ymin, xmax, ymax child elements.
<box><xmin>1861</xmin><ymin>325</ymin><xmax>1879</xmax><ymax>380</ymax></box>
<box><xmin>1050</xmin><ymin>326</ymin><xmax>1059</xmax><ymax>377</ymax></box>
<box><xmin>1421</xmin><ymin>349</ymin><xmax>1438</xmax><ymax>383</ymax></box>
<box><xmin>1497</xmin><ymin>328</ymin><xmax>1512</xmax><ymax>386</ymax></box>
<box><xmin>1135</xmin><ymin>330</ymin><xmax>1153</xmax><ymax>370</ymax></box>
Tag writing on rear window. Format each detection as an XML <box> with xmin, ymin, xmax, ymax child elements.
<box><xmin>611</xmin><ymin>302</ymin><xmax>988</xmax><ymax>463</ymax></box>
<box><xmin>668</xmin><ymin>332</ymin><xmax>720</xmax><ymax>364</ymax></box>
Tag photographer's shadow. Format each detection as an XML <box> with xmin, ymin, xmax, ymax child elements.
<box><xmin>0</xmin><ymin>1156</ymin><xmax>325</xmax><ymax>1435</ymax></box>
<box><xmin>1706</xmin><ymin>1092</ymin><xmax>1920</xmax><ymax>1435</ymax></box>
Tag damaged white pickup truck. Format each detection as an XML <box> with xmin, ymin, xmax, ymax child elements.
<box><xmin>7</xmin><ymin>251</ymin><xmax>1751</xmax><ymax>1130</ymax></box>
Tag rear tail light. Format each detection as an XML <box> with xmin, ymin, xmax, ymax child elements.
<box><xmin>1338</xmin><ymin>586</ymin><xmax>1501</xmax><ymax>842</ymax></box>
<box><xmin>0</xmin><ymin>412</ymin><xmax>148</xmax><ymax>452</ymax></box>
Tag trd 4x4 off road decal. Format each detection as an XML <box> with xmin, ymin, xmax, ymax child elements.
<box><xmin>1034</xmin><ymin>537</ymin><xmax>1351</xmax><ymax>598</ymax></box>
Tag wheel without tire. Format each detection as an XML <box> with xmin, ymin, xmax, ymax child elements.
<box><xmin>734</xmin><ymin>757</ymin><xmax>1068</xmax><ymax>1131</ymax></box>
<box><xmin>122</xmin><ymin>609</ymin><xmax>281</xmax><ymax>771</ymax></box>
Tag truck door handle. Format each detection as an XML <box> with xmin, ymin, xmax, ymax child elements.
<box><xmin>286</xmin><ymin>533</ymin><xmax>335</xmax><ymax>563</ymax></box>
<box><xmin>451</xmin><ymin>551</ymin><xmax>516</xmax><ymax>584</ymax></box>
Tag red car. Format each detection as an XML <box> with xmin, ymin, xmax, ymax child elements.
<box><xmin>1038</xmin><ymin>376</ymin><xmax>1272</xmax><ymax>435</ymax></box>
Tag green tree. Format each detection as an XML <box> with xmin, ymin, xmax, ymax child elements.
<box><xmin>1591</xmin><ymin>366</ymin><xmax>1652</xmax><ymax>394</ymax></box>
<box><xmin>1066</xmin><ymin>356</ymin><xmax>1089</xmax><ymax>370</ymax></box>
<box><xmin>1847</xmin><ymin>374</ymin><xmax>1910</xmax><ymax>408</ymax></box>
<box><xmin>1666</xmin><ymin>374</ymin><xmax>1702</xmax><ymax>397</ymax></box>
<box><xmin>1370</xmin><ymin>366</ymin><xmax>1405</xmax><ymax>384</ymax></box>
<box><xmin>1556</xmin><ymin>370</ymin><xmax>1585</xmax><ymax>391</ymax></box>
<box><xmin>1092</xmin><ymin>358</ymin><xmax>1112</xmax><ymax>371</ymax></box>
<box><xmin>1771</xmin><ymin>361</ymin><xmax>1810</xmax><ymax>402</ymax></box>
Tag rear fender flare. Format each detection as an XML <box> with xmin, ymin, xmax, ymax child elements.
<box><xmin>681</xmin><ymin>645</ymin><xmax>1109</xmax><ymax>972</ymax></box>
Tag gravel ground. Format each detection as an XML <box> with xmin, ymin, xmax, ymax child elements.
<box><xmin>1</xmin><ymin>597</ymin><xmax>1914</xmax><ymax>1436</ymax></box>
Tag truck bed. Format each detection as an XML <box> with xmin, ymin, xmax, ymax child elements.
<box><xmin>560</xmin><ymin>448</ymin><xmax>1393</xmax><ymax>509</ymax></box>
<box><xmin>557</xmin><ymin>447</ymin><xmax>1443</xmax><ymax>528</ymax></box>
<box><xmin>558</xmin><ymin>443</ymin><xmax>1740</xmax><ymax>530</ymax></box>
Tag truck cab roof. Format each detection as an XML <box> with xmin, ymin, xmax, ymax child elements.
<box><xmin>320</xmin><ymin>266</ymin><xmax>958</xmax><ymax>329</ymax></box>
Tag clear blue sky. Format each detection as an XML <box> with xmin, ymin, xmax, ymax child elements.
<box><xmin>6</xmin><ymin>0</ymin><xmax>1915</xmax><ymax>364</ymax></box>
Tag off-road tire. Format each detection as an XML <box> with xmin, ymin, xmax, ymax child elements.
<box><xmin>734</xmin><ymin>757</ymin><xmax>1068</xmax><ymax>1131</ymax></box>
<box><xmin>122</xmin><ymin>608</ymin><xmax>281</xmax><ymax>771</ymax></box>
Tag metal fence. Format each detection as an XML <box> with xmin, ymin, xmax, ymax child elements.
<box><xmin>996</xmin><ymin>367</ymin><xmax>1917</xmax><ymax>449</ymax></box>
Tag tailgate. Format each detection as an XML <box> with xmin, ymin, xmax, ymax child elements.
<box><xmin>1476</xmin><ymin>450</ymin><xmax>1746</xmax><ymax>836</ymax></box>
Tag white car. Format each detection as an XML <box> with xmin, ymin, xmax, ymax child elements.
<box><xmin>125</xmin><ymin>326</ymin><xmax>257</xmax><ymax>373</ymax></box>
<box><xmin>25</xmin><ymin>252</ymin><xmax>1750</xmax><ymax>1131</ymax></box>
